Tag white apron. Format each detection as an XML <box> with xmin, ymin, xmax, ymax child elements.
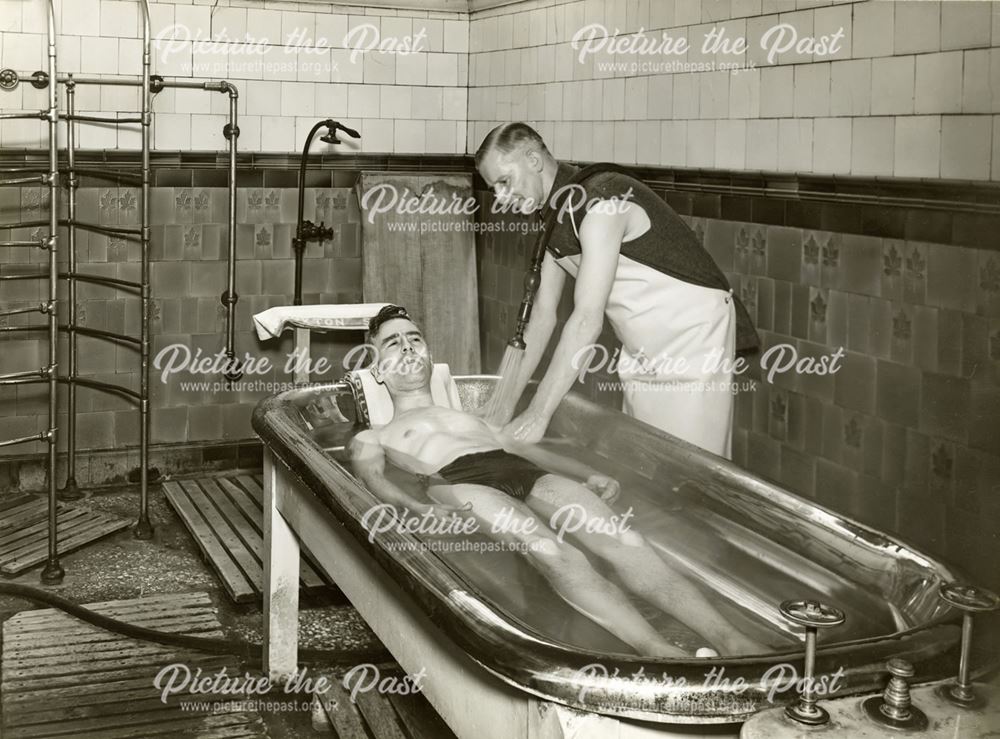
<box><xmin>556</xmin><ymin>252</ymin><xmax>736</xmax><ymax>459</ymax></box>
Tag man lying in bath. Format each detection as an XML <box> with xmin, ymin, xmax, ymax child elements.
<box><xmin>350</xmin><ymin>304</ymin><xmax>762</xmax><ymax>658</ymax></box>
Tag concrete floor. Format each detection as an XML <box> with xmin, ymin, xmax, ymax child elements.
<box><xmin>0</xmin><ymin>471</ymin><xmax>390</xmax><ymax>738</ymax></box>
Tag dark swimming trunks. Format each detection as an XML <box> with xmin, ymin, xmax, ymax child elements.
<box><xmin>435</xmin><ymin>449</ymin><xmax>548</xmax><ymax>500</ymax></box>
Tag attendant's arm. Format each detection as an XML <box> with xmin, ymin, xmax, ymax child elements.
<box><xmin>524</xmin><ymin>205</ymin><xmax>626</xmax><ymax>422</ymax></box>
<box><xmin>500</xmin><ymin>438</ymin><xmax>597</xmax><ymax>480</ymax></box>
<box><xmin>500</xmin><ymin>436</ymin><xmax>621</xmax><ymax>502</ymax></box>
<box><xmin>504</xmin><ymin>251</ymin><xmax>565</xmax><ymax>403</ymax></box>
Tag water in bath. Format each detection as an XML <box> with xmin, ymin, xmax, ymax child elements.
<box><xmin>336</xmin><ymin>429</ymin><xmax>900</xmax><ymax>658</ymax></box>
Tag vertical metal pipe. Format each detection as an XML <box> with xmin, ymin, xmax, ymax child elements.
<box><xmin>40</xmin><ymin>0</ymin><xmax>64</xmax><ymax>585</ymax></box>
<box><xmin>134</xmin><ymin>0</ymin><xmax>153</xmax><ymax>539</ymax></box>
<box><xmin>222</xmin><ymin>84</ymin><xmax>242</xmax><ymax>382</ymax></box>
<box><xmin>60</xmin><ymin>77</ymin><xmax>82</xmax><ymax>501</ymax></box>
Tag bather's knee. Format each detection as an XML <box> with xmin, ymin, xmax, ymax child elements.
<box><xmin>526</xmin><ymin>537</ymin><xmax>560</xmax><ymax>559</ymax></box>
<box><xmin>619</xmin><ymin>529</ymin><xmax>646</xmax><ymax>547</ymax></box>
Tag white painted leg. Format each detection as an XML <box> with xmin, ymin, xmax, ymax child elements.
<box><xmin>263</xmin><ymin>448</ymin><xmax>301</xmax><ymax>682</ymax></box>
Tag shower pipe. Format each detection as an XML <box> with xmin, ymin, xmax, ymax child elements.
<box><xmin>292</xmin><ymin>119</ymin><xmax>359</xmax><ymax>306</ymax></box>
<box><xmin>0</xmin><ymin>0</ymin><xmax>62</xmax><ymax>583</ymax></box>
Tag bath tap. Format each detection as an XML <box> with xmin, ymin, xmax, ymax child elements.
<box><xmin>292</xmin><ymin>119</ymin><xmax>360</xmax><ymax>305</ymax></box>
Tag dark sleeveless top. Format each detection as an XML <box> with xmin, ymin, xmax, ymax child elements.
<box><xmin>539</xmin><ymin>162</ymin><xmax>760</xmax><ymax>354</ymax></box>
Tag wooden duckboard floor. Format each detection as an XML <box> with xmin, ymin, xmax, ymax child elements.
<box><xmin>1</xmin><ymin>591</ymin><xmax>268</xmax><ymax>738</ymax></box>
<box><xmin>163</xmin><ymin>474</ymin><xmax>332</xmax><ymax>603</ymax></box>
<box><xmin>312</xmin><ymin>666</ymin><xmax>457</xmax><ymax>739</ymax></box>
<box><xmin>0</xmin><ymin>495</ymin><xmax>130</xmax><ymax>576</ymax></box>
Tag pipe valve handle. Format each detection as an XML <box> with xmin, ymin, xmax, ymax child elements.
<box><xmin>779</xmin><ymin>599</ymin><xmax>845</xmax><ymax>726</ymax></box>
<box><xmin>936</xmin><ymin>581</ymin><xmax>998</xmax><ymax>708</ymax></box>
<box><xmin>779</xmin><ymin>599</ymin><xmax>846</xmax><ymax>628</ymax></box>
<box><xmin>939</xmin><ymin>582</ymin><xmax>1000</xmax><ymax>612</ymax></box>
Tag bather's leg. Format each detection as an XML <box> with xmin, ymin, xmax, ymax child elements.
<box><xmin>427</xmin><ymin>483</ymin><xmax>688</xmax><ymax>658</ymax></box>
<box><xmin>524</xmin><ymin>475</ymin><xmax>764</xmax><ymax>656</ymax></box>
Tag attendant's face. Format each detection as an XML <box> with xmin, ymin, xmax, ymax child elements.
<box><xmin>371</xmin><ymin>317</ymin><xmax>432</xmax><ymax>391</ymax></box>
<box><xmin>478</xmin><ymin>147</ymin><xmax>546</xmax><ymax>214</ymax></box>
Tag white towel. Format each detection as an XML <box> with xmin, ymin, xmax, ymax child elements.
<box><xmin>252</xmin><ymin>303</ymin><xmax>391</xmax><ymax>341</ymax></box>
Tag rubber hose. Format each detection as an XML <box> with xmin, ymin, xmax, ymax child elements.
<box><xmin>0</xmin><ymin>582</ymin><xmax>390</xmax><ymax>666</ymax></box>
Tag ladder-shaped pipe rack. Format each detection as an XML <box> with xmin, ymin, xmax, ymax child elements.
<box><xmin>0</xmin><ymin>0</ymin><xmax>63</xmax><ymax>583</ymax></box>
<box><xmin>1</xmin><ymin>0</ymin><xmax>242</xmax><ymax>583</ymax></box>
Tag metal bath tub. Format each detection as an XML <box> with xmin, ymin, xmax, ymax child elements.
<box><xmin>252</xmin><ymin>376</ymin><xmax>972</xmax><ymax>725</ymax></box>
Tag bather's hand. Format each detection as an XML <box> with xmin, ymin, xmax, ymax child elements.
<box><xmin>585</xmin><ymin>474</ymin><xmax>620</xmax><ymax>503</ymax></box>
<box><xmin>503</xmin><ymin>407</ymin><xmax>549</xmax><ymax>444</ymax></box>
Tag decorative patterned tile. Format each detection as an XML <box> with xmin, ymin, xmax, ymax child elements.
<box><xmin>928</xmin><ymin>438</ymin><xmax>955</xmax><ymax>498</ymax></box>
<box><xmin>903</xmin><ymin>241</ymin><xmax>928</xmax><ymax>304</ymax></box>
<box><xmin>881</xmin><ymin>239</ymin><xmax>904</xmax><ymax>301</ymax></box>
<box><xmin>890</xmin><ymin>304</ymin><xmax>914</xmax><ymax>365</ymax></box>
<box><xmin>769</xmin><ymin>390</ymin><xmax>788</xmax><ymax>442</ymax></box>
<box><xmin>978</xmin><ymin>251</ymin><xmax>1000</xmax><ymax>317</ymax></box>
<box><xmin>792</xmin><ymin>231</ymin><xmax>823</xmax><ymax>287</ymax></box>
<box><xmin>808</xmin><ymin>287</ymin><xmax>828</xmax><ymax>344</ymax></box>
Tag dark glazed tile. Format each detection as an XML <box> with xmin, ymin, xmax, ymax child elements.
<box><xmin>859</xmin><ymin>204</ymin><xmax>906</xmax><ymax>241</ymax></box>
<box><xmin>953</xmin><ymin>212</ymin><xmax>1000</xmax><ymax>251</ymax></box>
<box><xmin>835</xmin><ymin>351</ymin><xmax>876</xmax><ymax>415</ymax></box>
<box><xmin>905</xmin><ymin>209</ymin><xmax>952</xmax><ymax>244</ymax></box>
<box><xmin>766</xmin><ymin>226</ymin><xmax>800</xmax><ymax>282</ymax></box>
<box><xmin>820</xmin><ymin>202</ymin><xmax>861</xmax><ymax>233</ymax></box>
<box><xmin>877</xmin><ymin>360</ymin><xmax>921</xmax><ymax>428</ymax></box>
<box><xmin>752</xmin><ymin>197</ymin><xmax>785</xmax><ymax>226</ymax></box>
<box><xmin>920</xmin><ymin>372</ymin><xmax>970</xmax><ymax>444</ymax></box>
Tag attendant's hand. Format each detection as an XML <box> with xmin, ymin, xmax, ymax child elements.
<box><xmin>503</xmin><ymin>406</ymin><xmax>550</xmax><ymax>444</ymax></box>
<box><xmin>585</xmin><ymin>474</ymin><xmax>620</xmax><ymax>503</ymax></box>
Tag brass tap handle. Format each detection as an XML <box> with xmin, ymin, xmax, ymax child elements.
<box><xmin>862</xmin><ymin>657</ymin><xmax>928</xmax><ymax>730</ymax></box>
<box><xmin>881</xmin><ymin>658</ymin><xmax>915</xmax><ymax>721</ymax></box>
<box><xmin>937</xmin><ymin>582</ymin><xmax>999</xmax><ymax>708</ymax></box>
<box><xmin>778</xmin><ymin>599</ymin><xmax>846</xmax><ymax>726</ymax></box>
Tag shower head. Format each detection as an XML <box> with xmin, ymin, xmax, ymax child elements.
<box><xmin>319</xmin><ymin>119</ymin><xmax>361</xmax><ymax>145</ymax></box>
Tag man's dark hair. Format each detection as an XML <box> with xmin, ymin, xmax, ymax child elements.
<box><xmin>367</xmin><ymin>304</ymin><xmax>412</xmax><ymax>341</ymax></box>
<box><xmin>474</xmin><ymin>122</ymin><xmax>551</xmax><ymax>168</ymax></box>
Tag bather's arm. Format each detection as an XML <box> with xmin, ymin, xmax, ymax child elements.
<box><xmin>350</xmin><ymin>431</ymin><xmax>469</xmax><ymax>516</ymax></box>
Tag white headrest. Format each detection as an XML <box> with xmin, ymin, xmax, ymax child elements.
<box><xmin>350</xmin><ymin>363</ymin><xmax>463</xmax><ymax>427</ymax></box>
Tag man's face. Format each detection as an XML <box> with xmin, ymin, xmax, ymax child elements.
<box><xmin>478</xmin><ymin>148</ymin><xmax>545</xmax><ymax>214</ymax></box>
<box><xmin>370</xmin><ymin>317</ymin><xmax>432</xmax><ymax>392</ymax></box>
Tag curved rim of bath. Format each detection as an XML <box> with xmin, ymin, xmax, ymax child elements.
<box><xmin>252</xmin><ymin>376</ymin><xmax>968</xmax><ymax>725</ymax></box>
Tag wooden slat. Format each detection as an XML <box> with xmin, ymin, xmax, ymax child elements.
<box><xmin>164</xmin><ymin>475</ymin><xmax>331</xmax><ymax>603</ymax></box>
<box><xmin>162</xmin><ymin>481</ymin><xmax>255</xmax><ymax>602</ymax></box>
<box><xmin>2</xmin><ymin>593</ymin><xmax>267</xmax><ymax>738</ymax></box>
<box><xmin>216</xmin><ymin>478</ymin><xmax>325</xmax><ymax>589</ymax></box>
<box><xmin>180</xmin><ymin>480</ymin><xmax>264</xmax><ymax>587</ymax></box>
<box><xmin>0</xmin><ymin>498</ymin><xmax>130</xmax><ymax>576</ymax></box>
<box><xmin>354</xmin><ymin>688</ymin><xmax>408</xmax><ymax>739</ymax></box>
<box><xmin>9</xmin><ymin>591</ymin><xmax>210</xmax><ymax>620</ymax></box>
<box><xmin>1</xmin><ymin>516</ymin><xmax>132</xmax><ymax>574</ymax></box>
<box><xmin>317</xmin><ymin>677</ymin><xmax>369</xmax><ymax>739</ymax></box>
<box><xmin>386</xmin><ymin>684</ymin><xmax>457</xmax><ymax>739</ymax></box>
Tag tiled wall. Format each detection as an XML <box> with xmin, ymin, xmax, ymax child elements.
<box><xmin>0</xmin><ymin>171</ymin><xmax>367</xmax><ymax>476</ymax></box>
<box><xmin>0</xmin><ymin>0</ymin><xmax>470</xmax><ymax>154</ymax></box>
<box><xmin>475</xmin><ymin>177</ymin><xmax>1000</xmax><ymax>593</ymax></box>
<box><xmin>466</xmin><ymin>0</ymin><xmax>1000</xmax><ymax>180</ymax></box>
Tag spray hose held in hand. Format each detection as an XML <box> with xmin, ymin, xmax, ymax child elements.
<box><xmin>508</xmin><ymin>162</ymin><xmax>638</xmax><ymax>350</ymax></box>
<box><xmin>0</xmin><ymin>582</ymin><xmax>389</xmax><ymax>666</ymax></box>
